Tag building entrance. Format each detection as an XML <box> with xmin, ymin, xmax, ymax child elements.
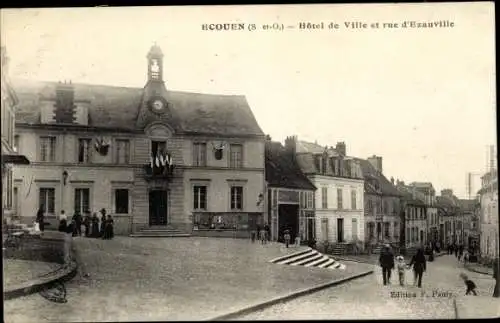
<box><xmin>149</xmin><ymin>190</ymin><xmax>168</xmax><ymax>226</ymax></box>
<box><xmin>278</xmin><ymin>204</ymin><xmax>299</xmax><ymax>243</ymax></box>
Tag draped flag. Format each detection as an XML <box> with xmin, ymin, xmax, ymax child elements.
<box><xmin>155</xmin><ymin>155</ymin><xmax>160</xmax><ymax>168</ymax></box>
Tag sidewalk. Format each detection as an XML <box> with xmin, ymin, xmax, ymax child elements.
<box><xmin>2</xmin><ymin>230</ymin><xmax>78</xmax><ymax>300</ymax></box>
<box><xmin>454</xmin><ymin>296</ymin><xmax>500</xmax><ymax>319</ymax></box>
<box><xmin>465</xmin><ymin>263</ymin><xmax>494</xmax><ymax>276</ymax></box>
<box><xmin>337</xmin><ymin>251</ymin><xmax>448</xmax><ymax>264</ymax></box>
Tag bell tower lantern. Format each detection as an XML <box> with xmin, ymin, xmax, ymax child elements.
<box><xmin>147</xmin><ymin>43</ymin><xmax>164</xmax><ymax>82</ymax></box>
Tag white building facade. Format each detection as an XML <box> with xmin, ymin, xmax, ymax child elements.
<box><xmin>479</xmin><ymin>169</ymin><xmax>498</xmax><ymax>260</ymax></box>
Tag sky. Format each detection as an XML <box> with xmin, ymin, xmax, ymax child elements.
<box><xmin>1</xmin><ymin>3</ymin><xmax>496</xmax><ymax>199</ymax></box>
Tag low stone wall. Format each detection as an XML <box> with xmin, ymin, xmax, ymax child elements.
<box><xmin>192</xmin><ymin>229</ymin><xmax>251</xmax><ymax>239</ymax></box>
<box><xmin>3</xmin><ymin>232</ymin><xmax>70</xmax><ymax>265</ymax></box>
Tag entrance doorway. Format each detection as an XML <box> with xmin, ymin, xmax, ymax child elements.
<box><xmin>278</xmin><ymin>204</ymin><xmax>299</xmax><ymax>242</ymax></box>
<box><xmin>149</xmin><ymin>190</ymin><xmax>168</xmax><ymax>226</ymax></box>
<box><xmin>337</xmin><ymin>218</ymin><xmax>344</xmax><ymax>242</ymax></box>
<box><xmin>306</xmin><ymin>218</ymin><xmax>315</xmax><ymax>242</ymax></box>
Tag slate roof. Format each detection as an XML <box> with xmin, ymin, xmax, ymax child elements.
<box><xmin>296</xmin><ymin>140</ymin><xmax>341</xmax><ymax>156</ymax></box>
<box><xmin>266</xmin><ymin>141</ymin><xmax>316</xmax><ymax>190</ymax></box>
<box><xmin>458</xmin><ymin>199</ymin><xmax>479</xmax><ymax>212</ymax></box>
<box><xmin>396</xmin><ymin>185</ymin><xmax>426</xmax><ymax>205</ymax></box>
<box><xmin>12</xmin><ymin>78</ymin><xmax>264</xmax><ymax>137</ymax></box>
<box><xmin>355</xmin><ymin>158</ymin><xmax>402</xmax><ymax>197</ymax></box>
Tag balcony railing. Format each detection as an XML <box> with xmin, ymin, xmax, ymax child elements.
<box><xmin>143</xmin><ymin>164</ymin><xmax>175</xmax><ymax>180</ymax></box>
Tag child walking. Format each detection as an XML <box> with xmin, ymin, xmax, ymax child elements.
<box><xmin>460</xmin><ymin>273</ymin><xmax>478</xmax><ymax>296</ymax></box>
<box><xmin>396</xmin><ymin>255</ymin><xmax>406</xmax><ymax>286</ymax></box>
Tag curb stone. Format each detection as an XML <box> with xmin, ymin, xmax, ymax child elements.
<box><xmin>3</xmin><ymin>260</ymin><xmax>78</xmax><ymax>301</ymax></box>
<box><xmin>207</xmin><ymin>269</ymin><xmax>374</xmax><ymax>321</ymax></box>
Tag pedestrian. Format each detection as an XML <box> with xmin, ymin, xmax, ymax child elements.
<box><xmin>264</xmin><ymin>223</ymin><xmax>271</xmax><ymax>242</ymax></box>
<box><xmin>72</xmin><ymin>211</ymin><xmax>83</xmax><ymax>237</ymax></box>
<box><xmin>36</xmin><ymin>207</ymin><xmax>45</xmax><ymax>232</ymax></box>
<box><xmin>91</xmin><ymin>212</ymin><xmax>99</xmax><ymax>238</ymax></box>
<box><xmin>295</xmin><ymin>230</ymin><xmax>302</xmax><ymax>247</ymax></box>
<box><xmin>379</xmin><ymin>243</ymin><xmax>395</xmax><ymax>286</ymax></box>
<box><xmin>83</xmin><ymin>211</ymin><xmax>91</xmax><ymax>237</ymax></box>
<box><xmin>259</xmin><ymin>225</ymin><xmax>267</xmax><ymax>245</ymax></box>
<box><xmin>454</xmin><ymin>244</ymin><xmax>458</xmax><ymax>258</ymax></box>
<box><xmin>396</xmin><ymin>255</ymin><xmax>407</xmax><ymax>286</ymax></box>
<box><xmin>493</xmin><ymin>257</ymin><xmax>499</xmax><ymax>298</ymax></box>
<box><xmin>58</xmin><ymin>210</ymin><xmax>68</xmax><ymax>232</ymax></box>
<box><xmin>250</xmin><ymin>226</ymin><xmax>256</xmax><ymax>243</ymax></box>
<box><xmin>105</xmin><ymin>214</ymin><xmax>114</xmax><ymax>240</ymax></box>
<box><xmin>462</xmin><ymin>249</ymin><xmax>469</xmax><ymax>265</ymax></box>
<box><xmin>409</xmin><ymin>248</ymin><xmax>427</xmax><ymax>288</ymax></box>
<box><xmin>460</xmin><ymin>273</ymin><xmax>478</xmax><ymax>296</ymax></box>
<box><xmin>100</xmin><ymin>209</ymin><xmax>107</xmax><ymax>238</ymax></box>
<box><xmin>284</xmin><ymin>229</ymin><xmax>291</xmax><ymax>248</ymax></box>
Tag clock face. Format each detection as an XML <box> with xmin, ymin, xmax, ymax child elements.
<box><xmin>152</xmin><ymin>100</ymin><xmax>164</xmax><ymax>111</ymax></box>
<box><xmin>151</xmin><ymin>59</ymin><xmax>160</xmax><ymax>72</ymax></box>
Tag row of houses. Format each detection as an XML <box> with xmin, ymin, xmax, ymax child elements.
<box><xmin>0</xmin><ymin>45</ymin><xmax>493</xmax><ymax>255</ymax></box>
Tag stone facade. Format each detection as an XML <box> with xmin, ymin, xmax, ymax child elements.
<box><xmin>11</xmin><ymin>45</ymin><xmax>265</xmax><ymax>236</ymax></box>
<box><xmin>478</xmin><ymin>169</ymin><xmax>498</xmax><ymax>260</ymax></box>
<box><xmin>289</xmin><ymin>139</ymin><xmax>365</xmax><ymax>247</ymax></box>
<box><xmin>1</xmin><ymin>46</ymin><xmax>29</xmax><ymax>224</ymax></box>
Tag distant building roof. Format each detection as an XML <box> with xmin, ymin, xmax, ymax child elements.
<box><xmin>296</xmin><ymin>140</ymin><xmax>341</xmax><ymax>156</ymax></box>
<box><xmin>12</xmin><ymin>79</ymin><xmax>264</xmax><ymax>137</ymax></box>
<box><xmin>266</xmin><ymin>141</ymin><xmax>316</xmax><ymax>191</ymax></box>
<box><xmin>355</xmin><ymin>158</ymin><xmax>402</xmax><ymax>197</ymax></box>
<box><xmin>396</xmin><ymin>185</ymin><xmax>426</xmax><ymax>205</ymax></box>
<box><xmin>458</xmin><ymin>199</ymin><xmax>479</xmax><ymax>212</ymax></box>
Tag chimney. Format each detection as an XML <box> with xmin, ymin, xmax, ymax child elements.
<box><xmin>367</xmin><ymin>155</ymin><xmax>383</xmax><ymax>173</ymax></box>
<box><xmin>390</xmin><ymin>177</ymin><xmax>395</xmax><ymax>185</ymax></box>
<box><xmin>54</xmin><ymin>80</ymin><xmax>77</xmax><ymax>124</ymax></box>
<box><xmin>284</xmin><ymin>135</ymin><xmax>297</xmax><ymax>158</ymax></box>
<box><xmin>335</xmin><ymin>142</ymin><xmax>346</xmax><ymax>156</ymax></box>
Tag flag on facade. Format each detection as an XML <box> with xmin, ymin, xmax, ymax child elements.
<box><xmin>155</xmin><ymin>155</ymin><xmax>160</xmax><ymax>168</ymax></box>
<box><xmin>160</xmin><ymin>154</ymin><xmax>166</xmax><ymax>167</ymax></box>
<box><xmin>150</xmin><ymin>156</ymin><xmax>154</xmax><ymax>169</ymax></box>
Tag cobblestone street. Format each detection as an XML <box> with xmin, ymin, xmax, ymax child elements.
<box><xmin>3</xmin><ymin>237</ymin><xmax>370</xmax><ymax>322</ymax></box>
<box><xmin>237</xmin><ymin>254</ymin><xmax>499</xmax><ymax>320</ymax></box>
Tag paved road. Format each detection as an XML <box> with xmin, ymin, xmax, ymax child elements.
<box><xmin>237</xmin><ymin>254</ymin><xmax>498</xmax><ymax>320</ymax></box>
<box><xmin>3</xmin><ymin>237</ymin><xmax>369</xmax><ymax>322</ymax></box>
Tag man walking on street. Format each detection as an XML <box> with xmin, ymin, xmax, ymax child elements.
<box><xmin>379</xmin><ymin>243</ymin><xmax>395</xmax><ymax>285</ymax></box>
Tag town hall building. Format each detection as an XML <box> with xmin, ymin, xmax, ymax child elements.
<box><xmin>12</xmin><ymin>45</ymin><xmax>266</xmax><ymax>236</ymax></box>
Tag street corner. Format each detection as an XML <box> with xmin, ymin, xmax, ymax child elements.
<box><xmin>454</xmin><ymin>296</ymin><xmax>500</xmax><ymax>319</ymax></box>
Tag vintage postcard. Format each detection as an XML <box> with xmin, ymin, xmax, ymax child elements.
<box><xmin>1</xmin><ymin>2</ymin><xmax>498</xmax><ymax>321</ymax></box>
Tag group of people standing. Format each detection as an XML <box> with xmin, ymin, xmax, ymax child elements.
<box><xmin>251</xmin><ymin>223</ymin><xmax>270</xmax><ymax>244</ymax></box>
<box><xmin>58</xmin><ymin>208</ymin><xmax>114</xmax><ymax>239</ymax></box>
<box><xmin>379</xmin><ymin>244</ymin><xmax>427</xmax><ymax>288</ymax></box>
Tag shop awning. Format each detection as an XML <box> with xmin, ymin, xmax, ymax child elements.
<box><xmin>2</xmin><ymin>154</ymin><xmax>30</xmax><ymax>165</ymax></box>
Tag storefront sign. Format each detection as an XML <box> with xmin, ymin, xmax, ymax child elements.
<box><xmin>278</xmin><ymin>190</ymin><xmax>299</xmax><ymax>204</ymax></box>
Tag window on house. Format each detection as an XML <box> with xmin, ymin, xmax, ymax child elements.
<box><xmin>383</xmin><ymin>201</ymin><xmax>388</xmax><ymax>214</ymax></box>
<box><xmin>351</xmin><ymin>190</ymin><xmax>357</xmax><ymax>210</ymax></box>
<box><xmin>384</xmin><ymin>222</ymin><xmax>390</xmax><ymax>237</ymax></box>
<box><xmin>14</xmin><ymin>135</ymin><xmax>20</xmax><ymax>153</ymax></box>
<box><xmin>74</xmin><ymin>188</ymin><xmax>90</xmax><ymax>215</ymax></box>
<box><xmin>39</xmin><ymin>188</ymin><xmax>55</xmax><ymax>214</ymax></box>
<box><xmin>193</xmin><ymin>186</ymin><xmax>207</xmax><ymax>210</ymax></box>
<box><xmin>151</xmin><ymin>140</ymin><xmax>167</xmax><ymax>157</ymax></box>
<box><xmin>40</xmin><ymin>136</ymin><xmax>56</xmax><ymax>162</ymax></box>
<box><xmin>78</xmin><ymin>138</ymin><xmax>92</xmax><ymax>163</ymax></box>
<box><xmin>193</xmin><ymin>143</ymin><xmax>207</xmax><ymax>167</ymax></box>
<box><xmin>394</xmin><ymin>222</ymin><xmax>398</xmax><ymax>237</ymax></box>
<box><xmin>368</xmin><ymin>222</ymin><xmax>375</xmax><ymax>238</ymax></box>
<box><xmin>115</xmin><ymin>189</ymin><xmax>129</xmax><ymax>214</ymax></box>
<box><xmin>406</xmin><ymin>228</ymin><xmax>410</xmax><ymax>243</ymax></box>
<box><xmin>229</xmin><ymin>144</ymin><xmax>243</xmax><ymax>168</ymax></box>
<box><xmin>337</xmin><ymin>188</ymin><xmax>343</xmax><ymax>209</ymax></box>
<box><xmin>230</xmin><ymin>186</ymin><xmax>243</xmax><ymax>210</ymax></box>
<box><xmin>321</xmin><ymin>187</ymin><xmax>328</xmax><ymax>209</ymax></box>
<box><xmin>368</xmin><ymin>199</ymin><xmax>373</xmax><ymax>212</ymax></box>
<box><xmin>307</xmin><ymin>192</ymin><xmax>313</xmax><ymax>209</ymax></box>
<box><xmin>116</xmin><ymin>139</ymin><xmax>130</xmax><ymax>164</ymax></box>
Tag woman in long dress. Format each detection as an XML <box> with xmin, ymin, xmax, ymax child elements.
<box><xmin>99</xmin><ymin>209</ymin><xmax>107</xmax><ymax>238</ymax></box>
<box><xmin>105</xmin><ymin>214</ymin><xmax>114</xmax><ymax>240</ymax></box>
<box><xmin>91</xmin><ymin>213</ymin><xmax>99</xmax><ymax>238</ymax></box>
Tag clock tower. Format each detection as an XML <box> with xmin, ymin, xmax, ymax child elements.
<box><xmin>136</xmin><ymin>44</ymin><xmax>175</xmax><ymax>130</ymax></box>
<box><xmin>147</xmin><ymin>44</ymin><xmax>164</xmax><ymax>82</ymax></box>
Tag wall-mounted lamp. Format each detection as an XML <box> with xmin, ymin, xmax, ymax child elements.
<box><xmin>256</xmin><ymin>193</ymin><xmax>264</xmax><ymax>206</ymax></box>
<box><xmin>62</xmin><ymin>170</ymin><xmax>68</xmax><ymax>186</ymax></box>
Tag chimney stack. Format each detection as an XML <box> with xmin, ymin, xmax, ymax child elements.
<box><xmin>390</xmin><ymin>177</ymin><xmax>394</xmax><ymax>185</ymax></box>
<box><xmin>54</xmin><ymin>80</ymin><xmax>77</xmax><ymax>124</ymax></box>
<box><xmin>284</xmin><ymin>135</ymin><xmax>297</xmax><ymax>158</ymax></box>
<box><xmin>335</xmin><ymin>142</ymin><xmax>346</xmax><ymax>156</ymax></box>
<box><xmin>367</xmin><ymin>155</ymin><xmax>383</xmax><ymax>174</ymax></box>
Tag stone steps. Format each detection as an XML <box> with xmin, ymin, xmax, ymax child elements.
<box><xmin>130</xmin><ymin>228</ymin><xmax>191</xmax><ymax>238</ymax></box>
